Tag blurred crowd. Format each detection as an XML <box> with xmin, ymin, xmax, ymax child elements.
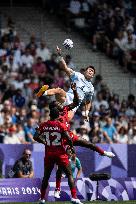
<box><xmin>49</xmin><ymin>0</ymin><xmax>136</xmax><ymax>73</ymax></box>
<box><xmin>0</xmin><ymin>12</ymin><xmax>136</xmax><ymax>145</ymax></box>
<box><xmin>72</xmin><ymin>74</ymin><xmax>136</xmax><ymax>144</ymax></box>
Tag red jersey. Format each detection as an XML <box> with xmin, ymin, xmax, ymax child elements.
<box><xmin>58</xmin><ymin>106</ymin><xmax>70</xmax><ymax>131</ymax></box>
<box><xmin>38</xmin><ymin>120</ymin><xmax>67</xmax><ymax>154</ymax></box>
<box><xmin>58</xmin><ymin>106</ymin><xmax>79</xmax><ymax>144</ymax></box>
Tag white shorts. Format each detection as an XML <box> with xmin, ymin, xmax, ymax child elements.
<box><xmin>65</xmin><ymin>91</ymin><xmax>84</xmax><ymax>112</ymax></box>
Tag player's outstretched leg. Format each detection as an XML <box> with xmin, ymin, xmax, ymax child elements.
<box><xmin>74</xmin><ymin>137</ymin><xmax>115</xmax><ymax>158</ymax></box>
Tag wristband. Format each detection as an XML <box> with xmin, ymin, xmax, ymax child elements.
<box><xmin>43</xmin><ymin>91</ymin><xmax>48</xmax><ymax>96</ymax></box>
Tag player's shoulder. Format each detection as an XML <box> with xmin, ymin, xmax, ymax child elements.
<box><xmin>57</xmin><ymin>120</ymin><xmax>65</xmax><ymax>127</ymax></box>
<box><xmin>71</xmin><ymin>71</ymin><xmax>82</xmax><ymax>79</ymax></box>
<box><xmin>48</xmin><ymin>120</ymin><xmax>63</xmax><ymax>127</ymax></box>
<box><xmin>46</xmin><ymin>120</ymin><xmax>60</xmax><ymax>126</ymax></box>
<box><xmin>76</xmin><ymin>71</ymin><xmax>84</xmax><ymax>78</ymax></box>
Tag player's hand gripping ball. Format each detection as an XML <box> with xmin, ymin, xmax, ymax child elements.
<box><xmin>63</xmin><ymin>39</ymin><xmax>73</xmax><ymax>49</ymax></box>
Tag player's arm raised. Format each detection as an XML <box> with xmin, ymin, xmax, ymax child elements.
<box><xmin>56</xmin><ymin>46</ymin><xmax>74</xmax><ymax>77</ymax></box>
<box><xmin>68</xmin><ymin>82</ymin><xmax>79</xmax><ymax>110</ymax></box>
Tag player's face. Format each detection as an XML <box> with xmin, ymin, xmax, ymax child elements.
<box><xmin>84</xmin><ymin>67</ymin><xmax>95</xmax><ymax>79</ymax></box>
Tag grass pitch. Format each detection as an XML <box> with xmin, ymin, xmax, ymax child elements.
<box><xmin>1</xmin><ymin>201</ymin><xmax>136</xmax><ymax>204</ymax></box>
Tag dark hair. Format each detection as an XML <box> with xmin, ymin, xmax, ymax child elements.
<box><xmin>85</xmin><ymin>65</ymin><xmax>96</xmax><ymax>74</ymax></box>
<box><xmin>50</xmin><ymin>107</ymin><xmax>60</xmax><ymax>120</ymax></box>
<box><xmin>118</xmin><ymin>126</ymin><xmax>127</xmax><ymax>134</ymax></box>
<box><xmin>80</xmin><ymin>68</ymin><xmax>85</xmax><ymax>74</ymax></box>
<box><xmin>37</xmin><ymin>56</ymin><xmax>42</xmax><ymax>60</ymax></box>
<box><xmin>49</xmin><ymin>101</ymin><xmax>56</xmax><ymax>110</ymax></box>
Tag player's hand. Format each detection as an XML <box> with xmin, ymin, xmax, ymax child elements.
<box><xmin>71</xmin><ymin>82</ymin><xmax>76</xmax><ymax>91</ymax></box>
<box><xmin>56</xmin><ymin>46</ymin><xmax>62</xmax><ymax>56</ymax></box>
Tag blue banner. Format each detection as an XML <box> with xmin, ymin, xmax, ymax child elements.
<box><xmin>0</xmin><ymin>178</ymin><xmax>136</xmax><ymax>202</ymax></box>
<box><xmin>0</xmin><ymin>178</ymin><xmax>41</xmax><ymax>203</ymax></box>
<box><xmin>0</xmin><ymin>144</ymin><xmax>136</xmax><ymax>179</ymax></box>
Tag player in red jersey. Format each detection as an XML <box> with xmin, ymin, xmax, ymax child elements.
<box><xmin>34</xmin><ymin>107</ymin><xmax>83</xmax><ymax>204</ymax></box>
<box><xmin>49</xmin><ymin>88</ymin><xmax>115</xmax><ymax>159</ymax></box>
<box><xmin>52</xmin><ymin>100</ymin><xmax>115</xmax><ymax>198</ymax></box>
<box><xmin>46</xmin><ymin>84</ymin><xmax>115</xmax><ymax>198</ymax></box>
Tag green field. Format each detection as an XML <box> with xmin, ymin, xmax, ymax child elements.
<box><xmin>2</xmin><ymin>201</ymin><xmax>136</xmax><ymax>204</ymax></box>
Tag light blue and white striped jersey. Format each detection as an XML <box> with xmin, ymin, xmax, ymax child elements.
<box><xmin>65</xmin><ymin>71</ymin><xmax>94</xmax><ymax>111</ymax></box>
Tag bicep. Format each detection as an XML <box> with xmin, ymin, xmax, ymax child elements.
<box><xmin>70</xmin><ymin>71</ymin><xmax>80</xmax><ymax>81</ymax></box>
<box><xmin>59</xmin><ymin>58</ymin><xmax>74</xmax><ymax>77</ymax></box>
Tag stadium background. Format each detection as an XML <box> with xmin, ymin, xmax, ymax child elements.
<box><xmin>0</xmin><ymin>0</ymin><xmax>136</xmax><ymax>203</ymax></box>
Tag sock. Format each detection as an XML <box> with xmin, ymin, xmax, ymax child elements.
<box><xmin>56</xmin><ymin>179</ymin><xmax>61</xmax><ymax>191</ymax></box>
<box><xmin>95</xmin><ymin>146</ymin><xmax>104</xmax><ymax>155</ymax></box>
<box><xmin>71</xmin><ymin>187</ymin><xmax>77</xmax><ymax>199</ymax></box>
<box><xmin>40</xmin><ymin>187</ymin><xmax>46</xmax><ymax>200</ymax></box>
